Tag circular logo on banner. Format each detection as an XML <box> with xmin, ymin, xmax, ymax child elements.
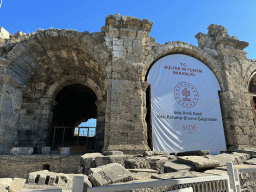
<box><xmin>174</xmin><ymin>82</ymin><xmax>199</xmax><ymax>108</ymax></box>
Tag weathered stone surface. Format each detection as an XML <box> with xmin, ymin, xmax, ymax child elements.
<box><xmin>0</xmin><ymin>27</ymin><xmax>9</xmax><ymax>39</ymax></box>
<box><xmin>204</xmin><ymin>169</ymin><xmax>228</xmax><ymax>175</ymax></box>
<box><xmin>124</xmin><ymin>158</ymin><xmax>150</xmax><ymax>169</ymax></box>
<box><xmin>143</xmin><ymin>151</ymin><xmax>168</xmax><ymax>156</ymax></box>
<box><xmin>216</xmin><ymin>164</ymin><xmax>256</xmax><ymax>171</ymax></box>
<box><xmin>103</xmin><ymin>151</ymin><xmax>124</xmax><ymax>155</ymax></box>
<box><xmin>80</xmin><ymin>153</ymin><xmax>104</xmax><ymax>169</ymax></box>
<box><xmin>95</xmin><ymin>155</ymin><xmax>132</xmax><ymax>167</ymax></box>
<box><xmin>176</xmin><ymin>150</ymin><xmax>210</xmax><ymax>156</ymax></box>
<box><xmin>8</xmin><ymin>178</ymin><xmax>26</xmax><ymax>192</ymax></box>
<box><xmin>41</xmin><ymin>147</ymin><xmax>51</xmax><ymax>155</ymax></box>
<box><xmin>127</xmin><ymin>169</ymin><xmax>158</xmax><ymax>173</ymax></box>
<box><xmin>166</xmin><ymin>155</ymin><xmax>177</xmax><ymax>161</ymax></box>
<box><xmin>59</xmin><ymin>147</ymin><xmax>70</xmax><ymax>155</ymax></box>
<box><xmin>151</xmin><ymin>171</ymin><xmax>212</xmax><ymax>180</ymax></box>
<box><xmin>0</xmin><ymin>178</ymin><xmax>12</xmax><ymax>192</ymax></box>
<box><xmin>231</xmin><ymin>152</ymin><xmax>250</xmax><ymax>164</ymax></box>
<box><xmin>26</xmin><ymin>170</ymin><xmax>91</xmax><ymax>191</ymax></box>
<box><xmin>145</xmin><ymin>156</ymin><xmax>168</xmax><ymax>173</ymax></box>
<box><xmin>69</xmin><ymin>174</ymin><xmax>92</xmax><ymax>192</ymax></box>
<box><xmin>177</xmin><ymin>156</ymin><xmax>220</xmax><ymax>170</ymax></box>
<box><xmin>10</xmin><ymin>147</ymin><xmax>33</xmax><ymax>155</ymax></box>
<box><xmin>164</xmin><ymin>160</ymin><xmax>196</xmax><ymax>172</ymax></box>
<box><xmin>88</xmin><ymin>163</ymin><xmax>133</xmax><ymax>186</ymax></box>
<box><xmin>243</xmin><ymin>158</ymin><xmax>256</xmax><ymax>165</ymax></box>
<box><xmin>143</xmin><ymin>151</ymin><xmax>154</xmax><ymax>156</ymax></box>
<box><xmin>205</xmin><ymin>153</ymin><xmax>240</xmax><ymax>166</ymax></box>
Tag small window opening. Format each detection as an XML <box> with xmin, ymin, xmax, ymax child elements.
<box><xmin>61</xmin><ymin>176</ymin><xmax>68</xmax><ymax>183</ymax></box>
<box><xmin>55</xmin><ymin>176</ymin><xmax>59</xmax><ymax>184</ymax></box>
<box><xmin>74</xmin><ymin>118</ymin><xmax>96</xmax><ymax>137</ymax></box>
<box><xmin>35</xmin><ymin>175</ymin><xmax>40</xmax><ymax>184</ymax></box>
<box><xmin>42</xmin><ymin>164</ymin><xmax>50</xmax><ymax>171</ymax></box>
<box><xmin>45</xmin><ymin>176</ymin><xmax>50</xmax><ymax>184</ymax></box>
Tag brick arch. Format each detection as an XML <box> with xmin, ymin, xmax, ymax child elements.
<box><xmin>6</xmin><ymin>29</ymin><xmax>110</xmax><ymax>85</ymax></box>
<box><xmin>45</xmin><ymin>75</ymin><xmax>103</xmax><ymax>101</ymax></box>
<box><xmin>144</xmin><ymin>42</ymin><xmax>225</xmax><ymax>91</ymax></box>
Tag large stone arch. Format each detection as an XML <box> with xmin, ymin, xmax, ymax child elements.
<box><xmin>244</xmin><ymin>61</ymin><xmax>256</xmax><ymax>91</ymax></box>
<box><xmin>0</xmin><ymin>29</ymin><xmax>111</xmax><ymax>154</ymax></box>
<box><xmin>144</xmin><ymin>41</ymin><xmax>226</xmax><ymax>91</ymax></box>
<box><xmin>6</xmin><ymin>29</ymin><xmax>110</xmax><ymax>85</ymax></box>
<box><xmin>144</xmin><ymin>41</ymin><xmax>228</xmax><ymax>152</ymax></box>
<box><xmin>45</xmin><ymin>75</ymin><xmax>104</xmax><ymax>101</ymax></box>
<box><xmin>44</xmin><ymin>75</ymin><xmax>104</xmax><ymax>151</ymax></box>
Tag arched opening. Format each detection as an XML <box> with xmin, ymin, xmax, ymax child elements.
<box><xmin>145</xmin><ymin>53</ymin><xmax>226</xmax><ymax>154</ymax></box>
<box><xmin>48</xmin><ymin>83</ymin><xmax>97</xmax><ymax>151</ymax></box>
<box><xmin>248</xmin><ymin>72</ymin><xmax>256</xmax><ymax>127</ymax></box>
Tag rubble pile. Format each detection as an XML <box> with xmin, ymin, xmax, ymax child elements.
<box><xmin>1</xmin><ymin>149</ymin><xmax>256</xmax><ymax>191</ymax></box>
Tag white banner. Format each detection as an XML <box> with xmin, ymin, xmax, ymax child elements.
<box><xmin>147</xmin><ymin>54</ymin><xmax>227</xmax><ymax>155</ymax></box>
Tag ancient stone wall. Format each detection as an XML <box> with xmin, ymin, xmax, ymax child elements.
<box><xmin>0</xmin><ymin>13</ymin><xmax>256</xmax><ymax>154</ymax></box>
<box><xmin>0</xmin><ymin>155</ymin><xmax>81</xmax><ymax>179</ymax></box>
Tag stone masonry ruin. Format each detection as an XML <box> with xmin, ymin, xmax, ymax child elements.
<box><xmin>1</xmin><ymin>13</ymin><xmax>256</xmax><ymax>155</ymax></box>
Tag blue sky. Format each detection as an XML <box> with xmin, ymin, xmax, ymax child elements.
<box><xmin>76</xmin><ymin>119</ymin><xmax>96</xmax><ymax>137</ymax></box>
<box><xmin>1</xmin><ymin>1</ymin><xmax>256</xmax><ymax>58</ymax></box>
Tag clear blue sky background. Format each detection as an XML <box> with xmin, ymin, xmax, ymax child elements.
<box><xmin>1</xmin><ymin>0</ymin><xmax>256</xmax><ymax>59</ymax></box>
<box><xmin>1</xmin><ymin>1</ymin><xmax>256</xmax><ymax>59</ymax></box>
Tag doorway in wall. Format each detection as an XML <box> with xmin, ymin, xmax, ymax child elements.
<box><xmin>48</xmin><ymin>83</ymin><xmax>97</xmax><ymax>151</ymax></box>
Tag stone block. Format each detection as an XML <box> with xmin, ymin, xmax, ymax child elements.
<box><xmin>0</xmin><ymin>27</ymin><xmax>9</xmax><ymax>39</ymax></box>
<box><xmin>41</xmin><ymin>147</ymin><xmax>51</xmax><ymax>155</ymax></box>
<box><xmin>204</xmin><ymin>169</ymin><xmax>228</xmax><ymax>175</ymax></box>
<box><xmin>151</xmin><ymin>171</ymin><xmax>212</xmax><ymax>180</ymax></box>
<box><xmin>95</xmin><ymin>155</ymin><xmax>131</xmax><ymax>167</ymax></box>
<box><xmin>103</xmin><ymin>151</ymin><xmax>124</xmax><ymax>155</ymax></box>
<box><xmin>244</xmin><ymin>158</ymin><xmax>256</xmax><ymax>165</ymax></box>
<box><xmin>176</xmin><ymin>150</ymin><xmax>210</xmax><ymax>156</ymax></box>
<box><xmin>143</xmin><ymin>151</ymin><xmax>168</xmax><ymax>156</ymax></box>
<box><xmin>8</xmin><ymin>178</ymin><xmax>26</xmax><ymax>192</ymax></box>
<box><xmin>88</xmin><ymin>163</ymin><xmax>133</xmax><ymax>186</ymax></box>
<box><xmin>164</xmin><ymin>160</ymin><xmax>196</xmax><ymax>173</ymax></box>
<box><xmin>59</xmin><ymin>147</ymin><xmax>70</xmax><ymax>155</ymax></box>
<box><xmin>80</xmin><ymin>153</ymin><xmax>104</xmax><ymax>169</ymax></box>
<box><xmin>231</xmin><ymin>152</ymin><xmax>250</xmax><ymax>163</ymax></box>
<box><xmin>0</xmin><ymin>185</ymin><xmax>7</xmax><ymax>192</ymax></box>
<box><xmin>26</xmin><ymin>170</ymin><xmax>92</xmax><ymax>191</ymax></box>
<box><xmin>124</xmin><ymin>158</ymin><xmax>150</xmax><ymax>169</ymax></box>
<box><xmin>145</xmin><ymin>156</ymin><xmax>168</xmax><ymax>173</ymax></box>
<box><xmin>38</xmin><ymin>174</ymin><xmax>47</xmax><ymax>185</ymax></box>
<box><xmin>127</xmin><ymin>169</ymin><xmax>158</xmax><ymax>173</ymax></box>
<box><xmin>0</xmin><ymin>178</ymin><xmax>12</xmax><ymax>192</ymax></box>
<box><xmin>72</xmin><ymin>176</ymin><xmax>84</xmax><ymax>192</ymax></box>
<box><xmin>177</xmin><ymin>156</ymin><xmax>220</xmax><ymax>170</ymax></box>
<box><xmin>10</xmin><ymin>147</ymin><xmax>33</xmax><ymax>155</ymax></box>
<box><xmin>69</xmin><ymin>174</ymin><xmax>92</xmax><ymax>191</ymax></box>
<box><xmin>166</xmin><ymin>155</ymin><xmax>177</xmax><ymax>161</ymax></box>
<box><xmin>205</xmin><ymin>153</ymin><xmax>242</xmax><ymax>166</ymax></box>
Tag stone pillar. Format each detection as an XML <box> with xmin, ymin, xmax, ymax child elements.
<box><xmin>0</xmin><ymin>74</ymin><xmax>27</xmax><ymax>154</ymax></box>
<box><xmin>216</xmin><ymin>39</ymin><xmax>255</xmax><ymax>150</ymax></box>
<box><xmin>102</xmin><ymin>14</ymin><xmax>152</xmax><ymax>154</ymax></box>
<box><xmin>95</xmin><ymin>99</ymin><xmax>106</xmax><ymax>152</ymax></box>
<box><xmin>196</xmin><ymin>24</ymin><xmax>256</xmax><ymax>151</ymax></box>
<box><xmin>38</xmin><ymin>97</ymin><xmax>55</xmax><ymax>149</ymax></box>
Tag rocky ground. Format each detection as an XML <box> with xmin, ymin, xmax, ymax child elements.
<box><xmin>2</xmin><ymin>149</ymin><xmax>256</xmax><ymax>192</ymax></box>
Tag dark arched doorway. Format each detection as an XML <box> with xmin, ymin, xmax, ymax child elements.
<box><xmin>248</xmin><ymin>73</ymin><xmax>256</xmax><ymax>128</ymax></box>
<box><xmin>48</xmin><ymin>83</ymin><xmax>97</xmax><ymax>151</ymax></box>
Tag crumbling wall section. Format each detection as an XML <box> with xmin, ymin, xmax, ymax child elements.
<box><xmin>196</xmin><ymin>24</ymin><xmax>255</xmax><ymax>150</ymax></box>
<box><xmin>0</xmin><ymin>155</ymin><xmax>81</xmax><ymax>179</ymax></box>
<box><xmin>102</xmin><ymin>14</ymin><xmax>153</xmax><ymax>153</ymax></box>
